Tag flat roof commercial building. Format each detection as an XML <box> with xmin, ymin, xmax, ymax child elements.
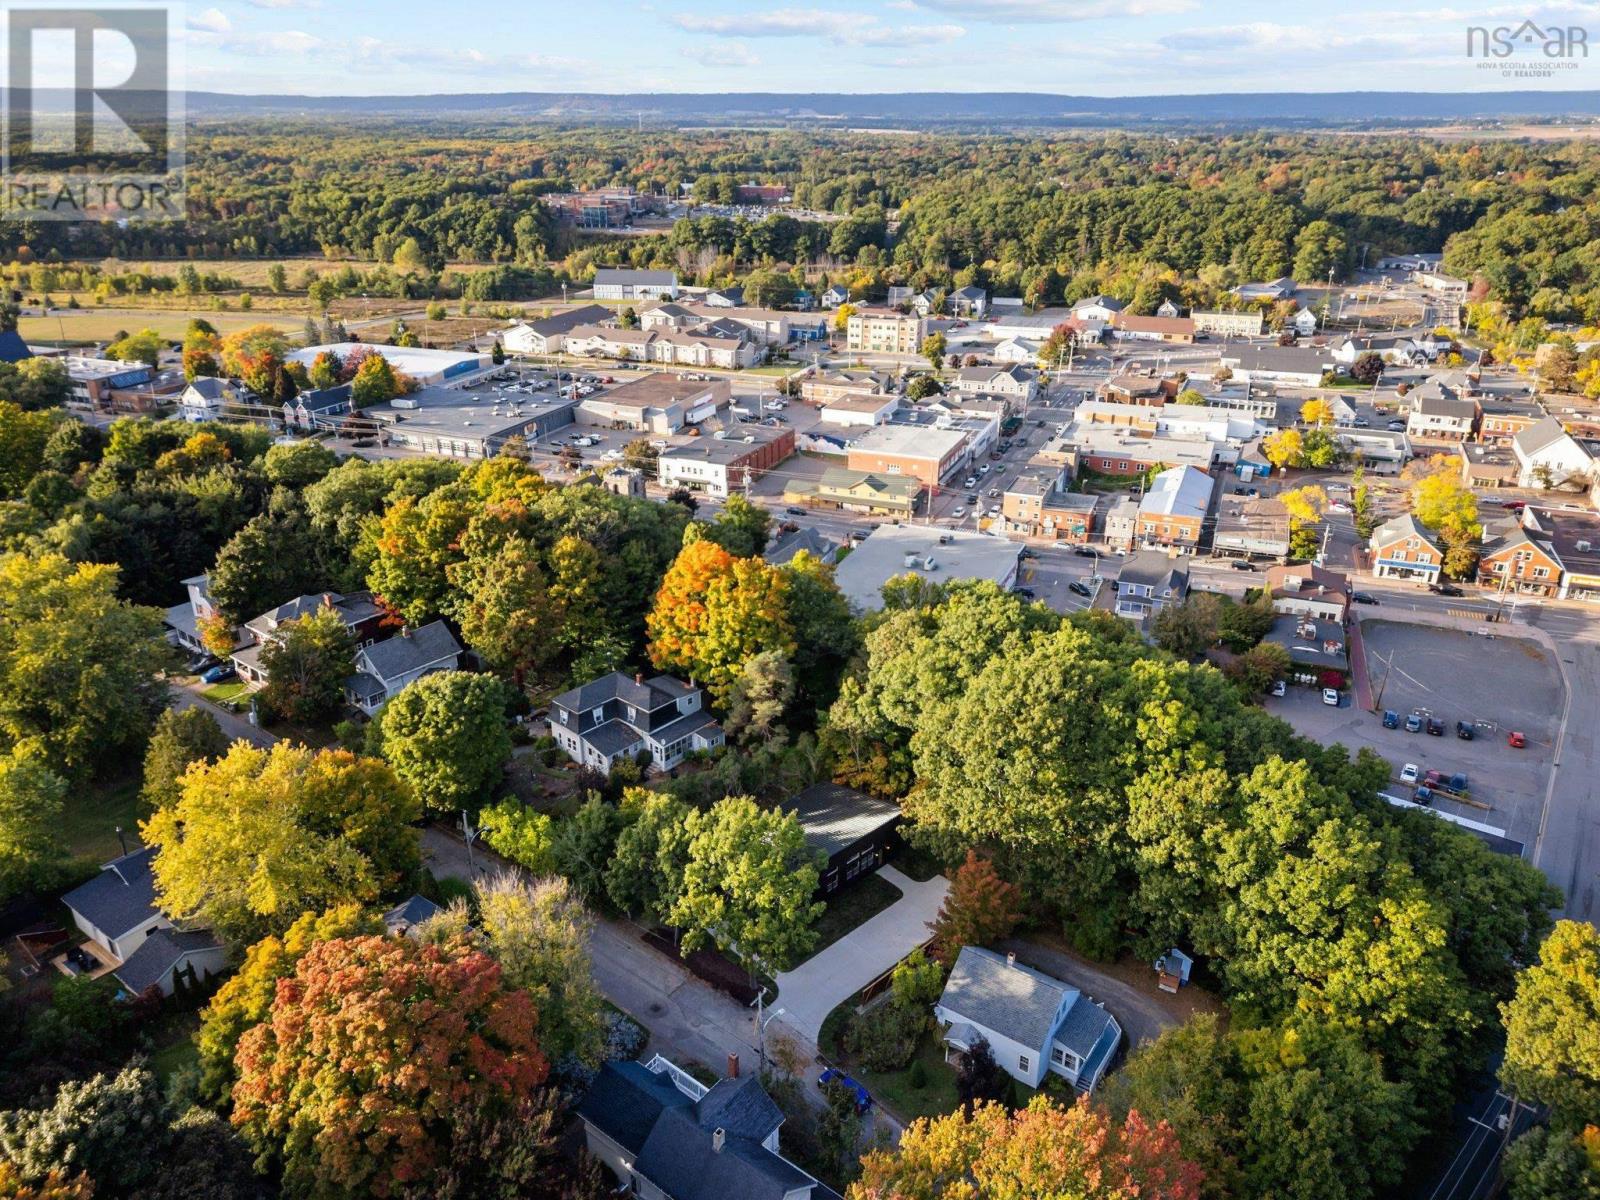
<box><xmin>578</xmin><ymin>373</ymin><xmax>729</xmax><ymax>434</ymax></box>
<box><xmin>834</xmin><ymin>524</ymin><xmax>1022</xmax><ymax>612</ymax></box>
<box><xmin>657</xmin><ymin>424</ymin><xmax>795</xmax><ymax>498</ymax></box>
<box><xmin>289</xmin><ymin>343</ymin><xmax>492</xmax><ymax>387</ymax></box>
<box><xmin>845</xmin><ymin>422</ymin><xmax>969</xmax><ymax>487</ymax></box>
<box><xmin>365</xmin><ymin>388</ymin><xmax>578</xmax><ymax>459</ymax></box>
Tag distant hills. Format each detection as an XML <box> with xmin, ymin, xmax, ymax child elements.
<box><xmin>176</xmin><ymin>89</ymin><xmax>1600</xmax><ymax>127</ymax></box>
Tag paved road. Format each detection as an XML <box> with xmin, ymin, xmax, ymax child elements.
<box><xmin>772</xmin><ymin>865</ymin><xmax>947</xmax><ymax>1043</ymax></box>
<box><xmin>169</xmin><ymin>682</ymin><xmax>278</xmax><ymax>748</ymax></box>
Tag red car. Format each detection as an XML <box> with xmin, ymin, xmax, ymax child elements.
<box><xmin>1508</xmin><ymin>731</ymin><xmax>1527</xmax><ymax>748</ymax></box>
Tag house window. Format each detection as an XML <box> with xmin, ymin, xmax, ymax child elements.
<box><xmin>1051</xmin><ymin>1046</ymin><xmax>1067</xmax><ymax>1067</ymax></box>
<box><xmin>1533</xmin><ymin>567</ymin><xmax>1549</xmax><ymax>579</ymax></box>
<box><xmin>1018</xmin><ymin>1055</ymin><xmax>1030</xmax><ymax>1072</ymax></box>
<box><xmin>558</xmin><ymin>710</ymin><xmax>568</xmax><ymax>725</ymax></box>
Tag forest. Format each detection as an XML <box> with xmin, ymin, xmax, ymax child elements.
<box><xmin>3</xmin><ymin>125</ymin><xmax>1599</xmax><ymax>317</ymax></box>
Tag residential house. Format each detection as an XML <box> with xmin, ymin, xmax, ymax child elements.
<box><xmin>701</xmin><ymin>285</ymin><xmax>744</xmax><ymax>307</ymax></box>
<box><xmin>993</xmin><ymin>337</ymin><xmax>1041</xmax><ymax>364</ymax></box>
<box><xmin>820</xmin><ymin>285</ymin><xmax>849</xmax><ymax>308</ymax></box>
<box><xmin>592</xmin><ymin>268</ymin><xmax>678</xmax><ymax>301</ymax></box>
<box><xmin>1477</xmin><ymin>520</ymin><xmax>1564</xmax><ymax>598</ymax></box>
<box><xmin>548</xmin><ymin>671</ymin><xmax>724</xmax><ymax>775</ymax></box>
<box><xmin>1513</xmin><ymin>417</ymin><xmax>1595</xmax><ymax>490</ymax></box>
<box><xmin>1219</xmin><ymin>345</ymin><xmax>1333</xmax><ymax>388</ymax></box>
<box><xmin>233</xmin><ymin>591</ymin><xmax>387</xmax><ymax>684</ymax></box>
<box><xmin>845</xmin><ymin>308</ymin><xmax>926</xmax><ymax>355</ymax></box>
<box><xmin>1368</xmin><ymin>514</ymin><xmax>1444</xmax><ymax>583</ymax></box>
<box><xmin>1098</xmin><ymin>372</ymin><xmax>1173</xmax><ymax>406</ymax></box>
<box><xmin>61</xmin><ymin>848</ymin><xmax>225</xmax><ymax>999</ymax></box>
<box><xmin>344</xmin><ymin>621</ymin><xmax>462</xmax><ymax>716</ymax></box>
<box><xmin>657</xmin><ymin>425</ymin><xmax>795</xmax><ymax>498</ymax></box>
<box><xmin>503</xmin><ymin>305</ymin><xmax>614</xmax><ymax>355</ymax></box>
<box><xmin>951</xmin><ymin>363</ymin><xmax>1037</xmax><ymax>405</ymax></box>
<box><xmin>177</xmin><ymin>376</ymin><xmax>244</xmax><ymax>422</ymax></box>
<box><xmin>282</xmin><ymin>384</ymin><xmax>354</xmax><ymax>432</ymax></box>
<box><xmin>639</xmin><ymin>302</ymin><xmax>700</xmax><ymax>331</ymax></box>
<box><xmin>1071</xmin><ymin>295</ymin><xmax>1125</xmax><ymax>322</ymax></box>
<box><xmin>384</xmin><ymin>895</ymin><xmax>443</xmax><ymax>938</ymax></box>
<box><xmin>1265</xmin><ymin>563</ymin><xmax>1349</xmax><ymax>622</ymax></box>
<box><xmin>788</xmin><ymin>783</ymin><xmax>902</xmax><ymax>895</ymax></box>
<box><xmin>1191</xmin><ymin>310</ymin><xmax>1265</xmax><ymax>337</ymax></box>
<box><xmin>163</xmin><ymin>573</ymin><xmax>244</xmax><ymax>656</ymax></box>
<box><xmin>783</xmin><ymin>466</ymin><xmax>920</xmax><ymax>517</ymax></box>
<box><xmin>934</xmin><ymin>946</ymin><xmax>1122</xmax><ymax>1094</ymax></box>
<box><xmin>1525</xmin><ymin>506</ymin><xmax>1600</xmax><ymax>601</ymax></box>
<box><xmin>578</xmin><ymin>1056</ymin><xmax>835</xmax><ymax>1200</ymax></box>
<box><xmin>1114</xmin><ymin>551</ymin><xmax>1190</xmax><ymax>620</ymax></box>
<box><xmin>1291</xmin><ymin>307</ymin><xmax>1318</xmax><ymax>336</ymax></box>
<box><xmin>1103</xmin><ymin>496</ymin><xmax>1143</xmax><ymax>552</ymax></box>
<box><xmin>763</xmin><ymin>526</ymin><xmax>842</xmax><ymax>566</ymax></box>
<box><xmin>1407</xmin><ymin>373</ymin><xmax>1481</xmax><ymax>441</ymax></box>
<box><xmin>1111</xmin><ymin>313</ymin><xmax>1196</xmax><ymax>344</ymax></box>
<box><xmin>1136</xmin><ymin>465</ymin><xmax>1213</xmax><ymax>551</ymax></box>
<box><xmin>948</xmin><ymin>285</ymin><xmax>988</xmax><ymax>318</ymax></box>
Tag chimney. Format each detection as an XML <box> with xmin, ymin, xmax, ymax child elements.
<box><xmin>712</xmin><ymin>1128</ymin><xmax>726</xmax><ymax>1154</ymax></box>
<box><xmin>727</xmin><ymin>1052</ymin><xmax>739</xmax><ymax>1079</ymax></box>
<box><xmin>1006</xmin><ymin>952</ymin><xmax>1017</xmax><ymax>968</ymax></box>
<box><xmin>635</xmin><ymin>672</ymin><xmax>645</xmax><ymax>685</ymax></box>
<box><xmin>322</xmin><ymin>592</ymin><xmax>334</xmax><ymax>608</ymax></box>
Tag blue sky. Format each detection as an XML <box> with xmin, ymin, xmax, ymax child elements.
<box><xmin>179</xmin><ymin>0</ymin><xmax>1600</xmax><ymax>95</ymax></box>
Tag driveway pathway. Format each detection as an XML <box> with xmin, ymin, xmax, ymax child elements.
<box><xmin>772</xmin><ymin>865</ymin><xmax>948</xmax><ymax>1043</ymax></box>
<box><xmin>170</xmin><ymin>682</ymin><xmax>278</xmax><ymax>748</ymax></box>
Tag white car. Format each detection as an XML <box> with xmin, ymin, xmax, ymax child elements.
<box><xmin>650</xmin><ymin>439</ymin><xmax>669</xmax><ymax>449</ymax></box>
<box><xmin>951</xmin><ymin>506</ymin><xmax>967</xmax><ymax>518</ymax></box>
<box><xmin>1321</xmin><ymin>687</ymin><xmax>1340</xmax><ymax>707</ymax></box>
<box><xmin>1400</xmin><ymin>762</ymin><xmax>1420</xmax><ymax>784</ymax></box>
<box><xmin>1270</xmin><ymin>680</ymin><xmax>1287</xmax><ymax>697</ymax></box>
<box><xmin>963</xmin><ymin>477</ymin><xmax>978</xmax><ymax>488</ymax></box>
<box><xmin>1328</xmin><ymin>501</ymin><xmax>1353</xmax><ymax>514</ymax></box>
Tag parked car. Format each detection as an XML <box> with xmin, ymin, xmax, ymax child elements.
<box><xmin>951</xmin><ymin>507</ymin><xmax>966</xmax><ymax>518</ymax></box>
<box><xmin>1352</xmin><ymin>592</ymin><xmax>1380</xmax><ymax>605</ymax></box>
<box><xmin>1327</xmin><ymin>501</ymin><xmax>1353</xmax><ymax>514</ymax></box>
<box><xmin>817</xmin><ymin>1069</ymin><xmax>873</xmax><ymax>1114</ymax></box>
<box><xmin>1069</xmin><ymin>580</ymin><xmax>1092</xmax><ymax>598</ymax></box>
<box><xmin>1013</xmin><ymin>586</ymin><xmax>1036</xmax><ymax>599</ymax></box>
<box><xmin>1448</xmin><ymin>772</ymin><xmax>1469</xmax><ymax>792</ymax></box>
<box><xmin>187</xmin><ymin>653</ymin><xmax>219</xmax><ymax>674</ymax></box>
<box><xmin>1508</xmin><ymin>730</ymin><xmax>1527</xmax><ymax>748</ymax></box>
<box><xmin>1456</xmin><ymin>721</ymin><xmax>1474</xmax><ymax>740</ymax></box>
<box><xmin>1429</xmin><ymin>583</ymin><xmax>1465</xmax><ymax>597</ymax></box>
<box><xmin>201</xmin><ymin>664</ymin><xmax>237</xmax><ymax>685</ymax></box>
<box><xmin>1270</xmin><ymin>680</ymin><xmax>1287</xmax><ymax>698</ymax></box>
<box><xmin>1405</xmin><ymin>713</ymin><xmax>1423</xmax><ymax>732</ymax></box>
<box><xmin>1400</xmin><ymin>762</ymin><xmax>1420</xmax><ymax>784</ymax></box>
<box><xmin>1386</xmin><ymin>420</ymin><xmax>1407</xmax><ymax>431</ymax></box>
<box><xmin>1426</xmin><ymin>717</ymin><xmax>1445</xmax><ymax>736</ymax></box>
<box><xmin>1230</xmin><ymin>560</ymin><xmax>1257</xmax><ymax>572</ymax></box>
<box><xmin>1074</xmin><ymin>546</ymin><xmax>1098</xmax><ymax>558</ymax></box>
<box><xmin>1382</xmin><ymin>709</ymin><xmax>1400</xmax><ymax>729</ymax></box>
<box><xmin>785</xmin><ymin>507</ymin><xmax>807</xmax><ymax>516</ymax></box>
<box><xmin>1414</xmin><ymin>786</ymin><xmax>1434</xmax><ymax>804</ymax></box>
<box><xmin>1321</xmin><ymin>687</ymin><xmax>1340</xmax><ymax>707</ymax></box>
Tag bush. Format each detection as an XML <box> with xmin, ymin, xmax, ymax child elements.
<box><xmin>845</xmin><ymin>998</ymin><xmax>925</xmax><ymax>1072</ymax></box>
<box><xmin>907</xmin><ymin>1058</ymin><xmax>928</xmax><ymax>1090</ymax></box>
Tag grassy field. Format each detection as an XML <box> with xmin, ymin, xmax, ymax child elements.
<box><xmin>61</xmin><ymin>770</ymin><xmax>142</xmax><ymax>863</ymax></box>
<box><xmin>20</xmin><ymin>307</ymin><xmax>304</xmax><ymax>344</ymax></box>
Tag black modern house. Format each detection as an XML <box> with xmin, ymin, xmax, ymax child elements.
<box><xmin>788</xmin><ymin>783</ymin><xmax>903</xmax><ymax>895</ymax></box>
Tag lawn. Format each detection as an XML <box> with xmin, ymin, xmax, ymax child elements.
<box><xmin>201</xmin><ymin>681</ymin><xmax>251</xmax><ymax>706</ymax></box>
<box><xmin>854</xmin><ymin>1034</ymin><xmax>961</xmax><ymax>1124</ymax></box>
<box><xmin>20</xmin><ymin>307</ymin><xmax>304</xmax><ymax>344</ymax></box>
<box><xmin>806</xmin><ymin>874</ymin><xmax>903</xmax><ymax>960</ymax></box>
<box><xmin>60</xmin><ymin>769</ymin><xmax>142</xmax><ymax>863</ymax></box>
<box><xmin>147</xmin><ymin>1029</ymin><xmax>200</xmax><ymax>1083</ymax></box>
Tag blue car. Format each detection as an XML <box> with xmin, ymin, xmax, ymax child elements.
<box><xmin>1382</xmin><ymin>710</ymin><xmax>1400</xmax><ymax>729</ymax></box>
<box><xmin>817</xmin><ymin>1068</ymin><xmax>873</xmax><ymax>1114</ymax></box>
<box><xmin>201</xmin><ymin>664</ymin><xmax>237</xmax><ymax>685</ymax></box>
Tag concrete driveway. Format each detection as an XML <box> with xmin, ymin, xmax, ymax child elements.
<box><xmin>773</xmin><ymin>865</ymin><xmax>948</xmax><ymax>1043</ymax></box>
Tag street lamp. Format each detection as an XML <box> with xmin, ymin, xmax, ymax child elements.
<box><xmin>758</xmin><ymin>1005</ymin><xmax>786</xmax><ymax>1074</ymax></box>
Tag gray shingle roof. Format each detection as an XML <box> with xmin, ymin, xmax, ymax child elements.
<box><xmin>553</xmin><ymin>670</ymin><xmax>691</xmax><ymax>714</ymax></box>
<box><xmin>1117</xmin><ymin>550</ymin><xmax>1190</xmax><ymax>592</ymax></box>
<box><xmin>186</xmin><ymin>377</ymin><xmax>230</xmax><ymax>399</ymax></box>
<box><xmin>1053</xmin><ymin>994</ymin><xmax>1119</xmax><ymax>1059</ymax></box>
<box><xmin>939</xmin><ymin>945</ymin><xmax>1072</xmax><ymax>1052</ymax></box>
<box><xmin>1514</xmin><ymin>415</ymin><xmax>1573</xmax><ymax>457</ymax></box>
<box><xmin>383</xmin><ymin>894</ymin><xmax>442</xmax><ymax>934</ymax></box>
<box><xmin>358</xmin><ymin>621</ymin><xmax>461</xmax><ymax>683</ymax></box>
<box><xmin>113</xmin><ymin>928</ymin><xmax>221</xmax><ymax>994</ymax></box>
<box><xmin>788</xmin><ymin>783</ymin><xmax>901</xmax><ymax>859</ymax></box>
<box><xmin>62</xmin><ymin>847</ymin><xmax>159</xmax><ymax>939</ymax></box>
<box><xmin>585</xmin><ymin>719</ymin><xmax>647</xmax><ymax>757</ymax></box>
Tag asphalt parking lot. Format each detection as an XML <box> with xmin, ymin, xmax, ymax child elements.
<box><xmin>1264</xmin><ymin>622</ymin><xmax>1559</xmax><ymax>853</ymax></box>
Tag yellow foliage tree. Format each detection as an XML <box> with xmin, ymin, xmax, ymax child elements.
<box><xmin>1262</xmin><ymin>428</ymin><xmax>1304</xmax><ymax>471</ymax></box>
<box><xmin>1300</xmin><ymin>397</ymin><xmax>1336</xmax><ymax>428</ymax></box>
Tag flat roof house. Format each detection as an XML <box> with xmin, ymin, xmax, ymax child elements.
<box><xmin>579</xmin><ymin>1055</ymin><xmax>837</xmax><ymax>1200</ymax></box>
<box><xmin>344</xmin><ymin>621</ymin><xmax>462</xmax><ymax>716</ymax></box>
<box><xmin>845</xmin><ymin>308</ymin><xmax>926</xmax><ymax>356</ymax></box>
<box><xmin>592</xmin><ymin>268</ymin><xmax>678</xmax><ymax>301</ymax></box>
<box><xmin>787</xmin><ymin>783</ymin><xmax>902</xmax><ymax>896</ymax></box>
<box><xmin>548</xmin><ymin>671</ymin><xmax>724</xmax><ymax>775</ymax></box>
<box><xmin>935</xmin><ymin>946</ymin><xmax>1122</xmax><ymax>1094</ymax></box>
<box><xmin>366</xmin><ymin>387</ymin><xmax>579</xmax><ymax>459</ymax></box>
<box><xmin>1111</xmin><ymin>313</ymin><xmax>1195</xmax><ymax>344</ymax></box>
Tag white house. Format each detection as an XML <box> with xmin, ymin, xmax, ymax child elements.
<box><xmin>177</xmin><ymin>377</ymin><xmax>243</xmax><ymax>422</ymax></box>
<box><xmin>503</xmin><ymin>305</ymin><xmax>613</xmax><ymax>355</ymax></box>
<box><xmin>820</xmin><ymin>285</ymin><xmax>849</xmax><ymax>308</ymax></box>
<box><xmin>1071</xmin><ymin>295</ymin><xmax>1125</xmax><ymax>322</ymax></box>
<box><xmin>1514</xmin><ymin>417</ymin><xmax>1595</xmax><ymax>490</ymax></box>
<box><xmin>951</xmin><ymin>363</ymin><xmax>1037</xmax><ymax>405</ymax></box>
<box><xmin>992</xmin><ymin>337</ymin><xmax>1040</xmax><ymax>365</ymax></box>
<box><xmin>935</xmin><ymin>946</ymin><xmax>1122</xmax><ymax>1094</ymax></box>
<box><xmin>592</xmin><ymin>268</ymin><xmax>678</xmax><ymax>301</ymax></box>
<box><xmin>548</xmin><ymin>671</ymin><xmax>725</xmax><ymax>774</ymax></box>
<box><xmin>1291</xmin><ymin>307</ymin><xmax>1318</xmax><ymax>335</ymax></box>
<box><xmin>343</xmin><ymin>621</ymin><xmax>462</xmax><ymax>716</ymax></box>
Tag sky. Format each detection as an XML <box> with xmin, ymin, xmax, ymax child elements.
<box><xmin>172</xmin><ymin>0</ymin><xmax>1600</xmax><ymax>96</ymax></box>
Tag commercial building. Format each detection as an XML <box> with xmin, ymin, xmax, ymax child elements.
<box><xmin>1526</xmin><ymin>506</ymin><xmax>1600</xmax><ymax>601</ymax></box>
<box><xmin>577</xmin><ymin>373</ymin><xmax>729</xmax><ymax>434</ymax></box>
<box><xmin>801</xmin><ymin>369</ymin><xmax>894</xmax><ymax>406</ymax></box>
<box><xmin>592</xmin><ymin>268</ymin><xmax>678</xmax><ymax>301</ymax></box>
<box><xmin>834</xmin><ymin>524</ymin><xmax>1022</xmax><ymax>612</ymax></box>
<box><xmin>65</xmin><ymin>356</ymin><xmax>154</xmax><ymax>405</ymax></box>
<box><xmin>1459</xmin><ymin>442</ymin><xmax>1518</xmax><ymax>489</ymax></box>
<box><xmin>1369</xmin><ymin>514</ymin><xmax>1443</xmax><ymax>584</ymax></box>
<box><xmin>1266</xmin><ymin>563</ymin><xmax>1349</xmax><ymax>622</ymax></box>
<box><xmin>365</xmin><ymin>388</ymin><xmax>578</xmax><ymax>458</ymax></box>
<box><xmin>1001</xmin><ymin>465</ymin><xmax>1099</xmax><ymax>542</ymax></box>
<box><xmin>656</xmin><ymin>424</ymin><xmax>795</xmax><ymax>498</ymax></box>
<box><xmin>289</xmin><ymin>343</ymin><xmax>491</xmax><ymax>387</ymax></box>
<box><xmin>1219</xmin><ymin>345</ymin><xmax>1334</xmax><ymax>388</ymax></box>
<box><xmin>950</xmin><ymin>364</ymin><xmax>1037</xmax><ymax>404</ymax></box>
<box><xmin>845</xmin><ymin>307</ymin><xmax>927</xmax><ymax>355</ymax></box>
<box><xmin>818</xmin><ymin>392</ymin><xmax>899</xmax><ymax>427</ymax></box>
<box><xmin>1065</xmin><ymin>424</ymin><xmax>1217</xmax><ymax>476</ymax></box>
<box><xmin>1212</xmin><ymin>495</ymin><xmax>1291</xmax><ymax>561</ymax></box>
<box><xmin>1513</xmin><ymin>416</ymin><xmax>1595</xmax><ymax>489</ymax></box>
<box><xmin>1110</xmin><ymin>313</ymin><xmax>1195</xmax><ymax>343</ymax></box>
<box><xmin>1191</xmin><ymin>310</ymin><xmax>1265</xmax><ymax>337</ymax></box>
<box><xmin>845</xmin><ymin>422</ymin><xmax>969</xmax><ymax>487</ymax></box>
<box><xmin>1335</xmin><ymin>428</ymin><xmax>1412</xmax><ymax>474</ymax></box>
<box><xmin>783</xmin><ymin>467</ymin><xmax>921</xmax><ymax>516</ymax></box>
<box><xmin>1136</xmin><ymin>465</ymin><xmax>1213</xmax><ymax>551</ymax></box>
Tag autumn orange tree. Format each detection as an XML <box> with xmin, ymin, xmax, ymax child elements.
<box><xmin>219</xmin><ymin>324</ymin><xmax>289</xmax><ymax>394</ymax></box>
<box><xmin>849</xmin><ymin>1096</ymin><xmax>1203</xmax><ymax>1200</ymax></box>
<box><xmin>929</xmin><ymin>849</ymin><xmax>1023</xmax><ymax>966</ymax></box>
<box><xmin>646</xmin><ymin>535</ymin><xmax>795</xmax><ymax>706</ymax></box>
<box><xmin>232</xmin><ymin>933</ymin><xmax>549</xmax><ymax>1199</ymax></box>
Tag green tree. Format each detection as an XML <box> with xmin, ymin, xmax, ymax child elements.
<box><xmin>725</xmin><ymin>649</ymin><xmax>795</xmax><ymax>741</ymax></box>
<box><xmin>1502</xmin><ymin>921</ymin><xmax>1600</xmax><ymax>1125</ymax></box>
<box><xmin>0</xmin><ymin>1064</ymin><xmax>170</xmax><ymax>1192</ymax></box>
<box><xmin>1152</xmin><ymin>593</ymin><xmax>1222</xmax><ymax>658</ymax></box>
<box><xmin>667</xmin><ymin>796</ymin><xmax>824</xmax><ymax>973</ymax></box>
<box><xmin>139</xmin><ymin>706</ymin><xmax>230</xmax><ymax>813</ymax></box>
<box><xmin>0</xmin><ymin>402</ymin><xmax>57</xmax><ymax>499</ymax></box>
<box><xmin>0</xmin><ymin>750</ymin><xmax>66</xmax><ymax>900</ymax></box>
<box><xmin>1216</xmin><ymin>593</ymin><xmax>1275</xmax><ymax>652</ymax></box>
<box><xmin>604</xmin><ymin>792</ymin><xmax>691</xmax><ymax>922</ymax></box>
<box><xmin>0</xmin><ymin>553</ymin><xmax>169</xmax><ymax>775</ymax></box>
<box><xmin>143</xmin><ymin>742</ymin><xmax>420</xmax><ymax>943</ymax></box>
<box><xmin>477</xmin><ymin>798</ymin><xmax>557</xmax><ymax>876</ymax></box>
<box><xmin>551</xmin><ymin>796</ymin><xmax>625</xmax><ymax>904</ymax></box>
<box><xmin>1292</xmin><ymin>220</ymin><xmax>1347</xmax><ymax>282</ymax></box>
<box><xmin>263</xmin><ymin>440</ymin><xmax>338</xmax><ymax>489</ymax></box>
<box><xmin>1176</xmin><ymin>388</ymin><xmax>1208</xmax><ymax>405</ymax></box>
<box><xmin>474</xmin><ymin>872</ymin><xmax>606</xmax><ymax>1066</ymax></box>
<box><xmin>374</xmin><ymin>671</ymin><xmax>512</xmax><ymax>814</ymax></box>
<box><xmin>703</xmin><ymin>494</ymin><xmax>772</xmax><ymax>557</ymax></box>
<box><xmin>351</xmin><ymin>351</ymin><xmax>402</xmax><ymax>408</ymax></box>
<box><xmin>450</xmin><ymin>536</ymin><xmax>560</xmax><ymax>689</ymax></box>
<box><xmin>392</xmin><ymin>237</ymin><xmax>431</xmax><ymax>274</ymax></box>
<box><xmin>258</xmin><ymin>608</ymin><xmax>356</xmax><ymax>725</ymax></box>
<box><xmin>104</xmin><ymin>328</ymin><xmax>164</xmax><ymax>368</ymax></box>
<box><xmin>267</xmin><ymin>263</ymin><xmax>288</xmax><ymax>293</ymax></box>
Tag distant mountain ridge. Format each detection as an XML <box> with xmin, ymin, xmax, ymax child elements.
<box><xmin>173</xmin><ymin>89</ymin><xmax>1600</xmax><ymax>126</ymax></box>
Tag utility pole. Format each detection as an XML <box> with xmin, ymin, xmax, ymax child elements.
<box><xmin>1372</xmin><ymin>650</ymin><xmax>1395</xmax><ymax>710</ymax></box>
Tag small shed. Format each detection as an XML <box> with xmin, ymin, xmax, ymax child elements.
<box><xmin>787</xmin><ymin>783</ymin><xmax>902</xmax><ymax>895</ymax></box>
<box><xmin>1154</xmin><ymin>948</ymin><xmax>1194</xmax><ymax>994</ymax></box>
